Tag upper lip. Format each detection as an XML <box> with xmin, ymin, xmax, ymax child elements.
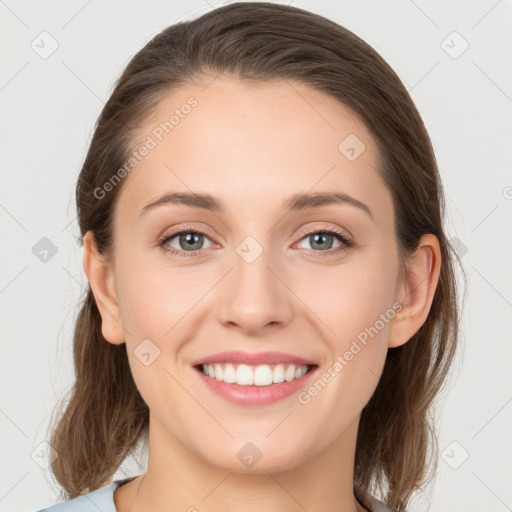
<box><xmin>191</xmin><ymin>351</ymin><xmax>318</xmax><ymax>367</ymax></box>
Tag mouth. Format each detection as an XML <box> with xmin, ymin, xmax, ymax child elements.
<box><xmin>190</xmin><ymin>350</ymin><xmax>320</xmax><ymax>405</ymax></box>
<box><xmin>193</xmin><ymin>362</ymin><xmax>318</xmax><ymax>386</ymax></box>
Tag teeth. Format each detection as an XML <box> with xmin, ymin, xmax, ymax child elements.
<box><xmin>273</xmin><ymin>364</ymin><xmax>285</xmax><ymax>383</ymax></box>
<box><xmin>254</xmin><ymin>365</ymin><xmax>273</xmax><ymax>386</ymax></box>
<box><xmin>237</xmin><ymin>364</ymin><xmax>254</xmax><ymax>385</ymax></box>
<box><xmin>201</xmin><ymin>363</ymin><xmax>310</xmax><ymax>386</ymax></box>
<box><xmin>222</xmin><ymin>364</ymin><xmax>236</xmax><ymax>383</ymax></box>
<box><xmin>285</xmin><ymin>364</ymin><xmax>296</xmax><ymax>381</ymax></box>
<box><xmin>214</xmin><ymin>364</ymin><xmax>223</xmax><ymax>381</ymax></box>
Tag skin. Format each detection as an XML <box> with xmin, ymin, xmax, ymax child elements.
<box><xmin>83</xmin><ymin>74</ymin><xmax>441</xmax><ymax>512</ymax></box>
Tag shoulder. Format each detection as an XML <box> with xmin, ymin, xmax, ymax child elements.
<box><xmin>32</xmin><ymin>477</ymin><xmax>137</xmax><ymax>512</ymax></box>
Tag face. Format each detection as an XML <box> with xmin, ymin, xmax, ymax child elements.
<box><xmin>93</xmin><ymin>75</ymin><xmax>407</xmax><ymax>474</ymax></box>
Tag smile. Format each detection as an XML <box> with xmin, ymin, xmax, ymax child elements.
<box><xmin>197</xmin><ymin>362</ymin><xmax>314</xmax><ymax>386</ymax></box>
<box><xmin>193</xmin><ymin>363</ymin><xmax>319</xmax><ymax>406</ymax></box>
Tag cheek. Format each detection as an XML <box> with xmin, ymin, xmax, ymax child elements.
<box><xmin>114</xmin><ymin>256</ymin><xmax>209</xmax><ymax>402</ymax></box>
<box><xmin>299</xmin><ymin>284</ymin><xmax>393</xmax><ymax>441</ymax></box>
<box><xmin>297</xmin><ymin>249</ymin><xmax>399</xmax><ymax>344</ymax></box>
<box><xmin>114</xmin><ymin>250</ymin><xmax>207</xmax><ymax>339</ymax></box>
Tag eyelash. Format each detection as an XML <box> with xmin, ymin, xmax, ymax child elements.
<box><xmin>157</xmin><ymin>225</ymin><xmax>355</xmax><ymax>258</ymax></box>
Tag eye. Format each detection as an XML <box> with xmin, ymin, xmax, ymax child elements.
<box><xmin>295</xmin><ymin>226</ymin><xmax>354</xmax><ymax>256</ymax></box>
<box><xmin>158</xmin><ymin>225</ymin><xmax>355</xmax><ymax>258</ymax></box>
<box><xmin>158</xmin><ymin>227</ymin><xmax>213</xmax><ymax>257</ymax></box>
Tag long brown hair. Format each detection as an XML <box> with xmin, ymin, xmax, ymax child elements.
<box><xmin>46</xmin><ymin>3</ymin><xmax>465</xmax><ymax>510</ymax></box>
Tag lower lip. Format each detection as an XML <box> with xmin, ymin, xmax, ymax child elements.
<box><xmin>193</xmin><ymin>365</ymin><xmax>318</xmax><ymax>406</ymax></box>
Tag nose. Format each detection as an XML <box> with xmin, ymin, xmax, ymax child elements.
<box><xmin>215</xmin><ymin>241</ymin><xmax>294</xmax><ymax>335</ymax></box>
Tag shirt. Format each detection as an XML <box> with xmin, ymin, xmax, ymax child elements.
<box><xmin>33</xmin><ymin>476</ymin><xmax>136</xmax><ymax>512</ymax></box>
<box><xmin>34</xmin><ymin>475</ymin><xmax>393</xmax><ymax>511</ymax></box>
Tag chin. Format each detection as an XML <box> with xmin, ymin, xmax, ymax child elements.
<box><xmin>202</xmin><ymin>441</ymin><xmax>307</xmax><ymax>475</ymax></box>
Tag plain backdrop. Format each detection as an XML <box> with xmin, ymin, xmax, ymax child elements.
<box><xmin>1</xmin><ymin>1</ymin><xmax>511</xmax><ymax>511</ymax></box>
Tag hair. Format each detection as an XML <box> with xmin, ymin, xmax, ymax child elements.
<box><xmin>46</xmin><ymin>3</ymin><xmax>465</xmax><ymax>510</ymax></box>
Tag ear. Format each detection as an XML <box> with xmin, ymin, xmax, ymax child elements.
<box><xmin>388</xmin><ymin>234</ymin><xmax>441</xmax><ymax>348</ymax></box>
<box><xmin>82</xmin><ymin>230</ymin><xmax>125</xmax><ymax>345</ymax></box>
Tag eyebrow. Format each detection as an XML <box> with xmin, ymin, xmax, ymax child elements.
<box><xmin>139</xmin><ymin>191</ymin><xmax>373</xmax><ymax>220</ymax></box>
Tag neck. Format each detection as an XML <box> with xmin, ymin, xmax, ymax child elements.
<box><xmin>121</xmin><ymin>412</ymin><xmax>367</xmax><ymax>512</ymax></box>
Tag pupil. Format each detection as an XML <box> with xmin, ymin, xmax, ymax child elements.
<box><xmin>311</xmin><ymin>233</ymin><xmax>332</xmax><ymax>250</ymax></box>
<box><xmin>181</xmin><ymin>232</ymin><xmax>202</xmax><ymax>250</ymax></box>
<box><xmin>176</xmin><ymin>232</ymin><xmax>335</xmax><ymax>252</ymax></box>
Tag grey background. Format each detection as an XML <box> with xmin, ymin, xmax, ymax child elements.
<box><xmin>1</xmin><ymin>1</ymin><xmax>511</xmax><ymax>511</ymax></box>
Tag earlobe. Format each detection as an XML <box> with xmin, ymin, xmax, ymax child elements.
<box><xmin>82</xmin><ymin>230</ymin><xmax>125</xmax><ymax>345</ymax></box>
<box><xmin>388</xmin><ymin>234</ymin><xmax>441</xmax><ymax>348</ymax></box>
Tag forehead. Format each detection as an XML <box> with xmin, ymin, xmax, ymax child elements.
<box><xmin>115</xmin><ymin>75</ymin><xmax>393</xmax><ymax>227</ymax></box>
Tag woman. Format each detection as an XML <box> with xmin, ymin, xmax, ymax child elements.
<box><xmin>35</xmin><ymin>2</ymin><xmax>463</xmax><ymax>511</ymax></box>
